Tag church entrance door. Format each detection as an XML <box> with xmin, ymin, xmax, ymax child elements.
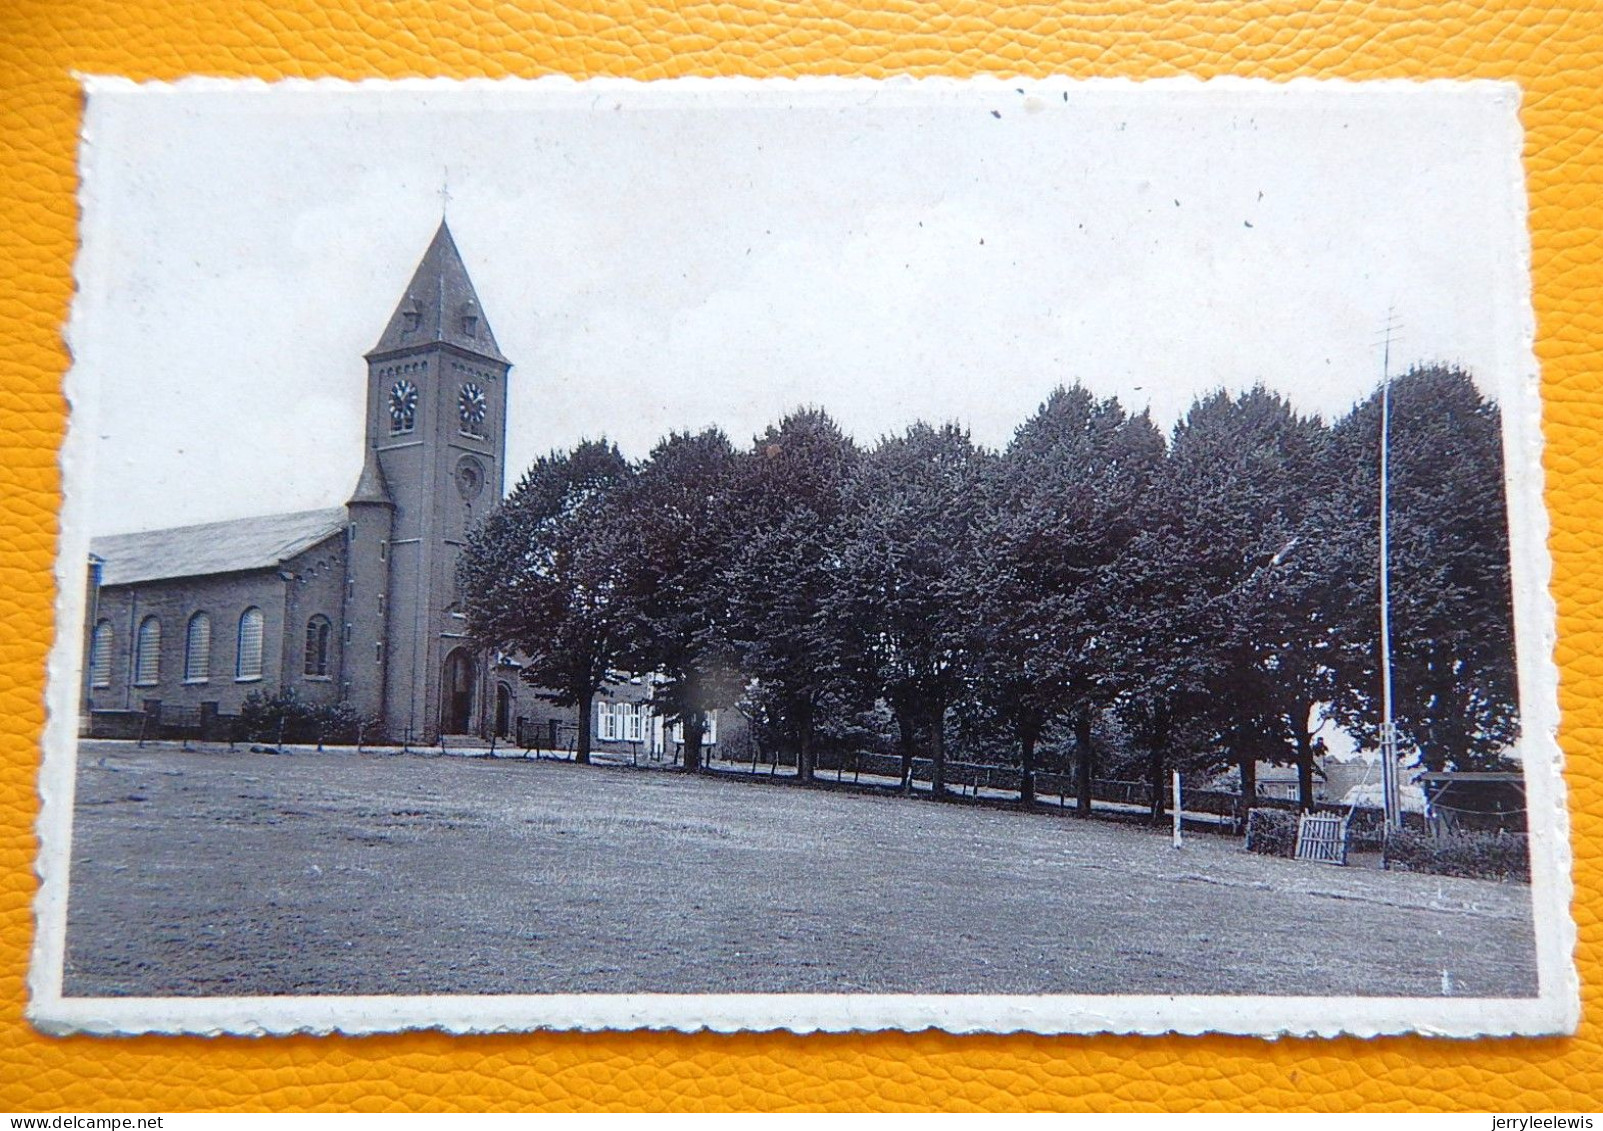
<box><xmin>442</xmin><ymin>648</ymin><xmax>476</xmax><ymax>735</ymax></box>
<box><xmin>495</xmin><ymin>682</ymin><xmax>512</xmax><ymax>738</ymax></box>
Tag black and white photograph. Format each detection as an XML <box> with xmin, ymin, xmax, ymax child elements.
<box><xmin>32</xmin><ymin>77</ymin><xmax>1573</xmax><ymax>1036</ymax></box>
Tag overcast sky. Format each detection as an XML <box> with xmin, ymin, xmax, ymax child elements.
<box><xmin>71</xmin><ymin>78</ymin><xmax>1530</xmax><ymax>535</ymax></box>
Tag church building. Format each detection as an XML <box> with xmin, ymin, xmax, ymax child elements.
<box><xmin>84</xmin><ymin>221</ymin><xmax>541</xmax><ymax>747</ymax></box>
<box><xmin>82</xmin><ymin>220</ymin><xmax>736</xmax><ymax>759</ymax></box>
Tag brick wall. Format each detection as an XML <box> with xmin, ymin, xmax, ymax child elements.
<box><xmin>84</xmin><ymin>532</ymin><xmax>346</xmax><ymax>717</ymax></box>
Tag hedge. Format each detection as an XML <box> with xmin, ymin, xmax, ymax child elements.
<box><xmin>1384</xmin><ymin>829</ymin><xmax>1530</xmax><ymax>883</ymax></box>
<box><xmin>1244</xmin><ymin>808</ymin><xmax>1300</xmax><ymax>858</ymax></box>
<box><xmin>238</xmin><ymin>689</ymin><xmax>377</xmax><ymax>746</ymax></box>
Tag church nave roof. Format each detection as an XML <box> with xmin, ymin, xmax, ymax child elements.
<box><xmin>89</xmin><ymin>507</ymin><xmax>348</xmax><ymax>587</ymax></box>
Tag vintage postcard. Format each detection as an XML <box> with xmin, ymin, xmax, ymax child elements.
<box><xmin>31</xmin><ymin>76</ymin><xmax>1574</xmax><ymax>1036</ymax></box>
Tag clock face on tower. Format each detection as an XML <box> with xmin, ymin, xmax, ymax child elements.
<box><xmin>388</xmin><ymin>379</ymin><xmax>418</xmax><ymax>434</ymax></box>
<box><xmin>458</xmin><ymin>382</ymin><xmax>488</xmax><ymax>434</ymax></box>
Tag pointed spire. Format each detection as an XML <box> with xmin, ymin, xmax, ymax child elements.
<box><xmin>367</xmin><ymin>220</ymin><xmax>507</xmax><ymax>363</ymax></box>
<box><xmin>348</xmin><ymin>443</ymin><xmax>395</xmax><ymax>508</ymax></box>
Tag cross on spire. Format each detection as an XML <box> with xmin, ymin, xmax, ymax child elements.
<box><xmin>439</xmin><ymin>166</ymin><xmax>451</xmax><ymax>218</ymax></box>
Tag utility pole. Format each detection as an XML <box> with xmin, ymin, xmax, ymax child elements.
<box><xmin>1378</xmin><ymin>311</ymin><xmax>1403</xmax><ymax>831</ymax></box>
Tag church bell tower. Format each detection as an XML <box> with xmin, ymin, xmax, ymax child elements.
<box><xmin>361</xmin><ymin>220</ymin><xmax>511</xmax><ymax>742</ymax></box>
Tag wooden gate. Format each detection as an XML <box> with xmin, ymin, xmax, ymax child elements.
<box><xmin>1295</xmin><ymin>812</ymin><xmax>1350</xmax><ymax>866</ymax></box>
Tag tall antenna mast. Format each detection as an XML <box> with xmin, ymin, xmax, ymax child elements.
<box><xmin>1378</xmin><ymin>309</ymin><xmax>1403</xmax><ymax>832</ymax></box>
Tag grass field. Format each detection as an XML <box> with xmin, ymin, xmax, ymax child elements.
<box><xmin>62</xmin><ymin>740</ymin><xmax>1539</xmax><ymax>998</ymax></box>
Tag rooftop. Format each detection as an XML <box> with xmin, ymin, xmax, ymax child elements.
<box><xmin>367</xmin><ymin>219</ymin><xmax>507</xmax><ymax>363</ymax></box>
<box><xmin>90</xmin><ymin>507</ymin><xmax>347</xmax><ymax>587</ymax></box>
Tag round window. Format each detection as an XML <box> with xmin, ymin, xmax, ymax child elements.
<box><xmin>455</xmin><ymin>455</ymin><xmax>486</xmax><ymax>501</ymax></box>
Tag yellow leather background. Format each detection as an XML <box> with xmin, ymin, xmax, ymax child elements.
<box><xmin>2</xmin><ymin>0</ymin><xmax>1598</xmax><ymax>1112</ymax></box>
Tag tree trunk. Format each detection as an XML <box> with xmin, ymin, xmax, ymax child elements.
<box><xmin>1074</xmin><ymin>708</ymin><xmax>1094</xmax><ymax>817</ymax></box>
<box><xmin>1019</xmin><ymin>727</ymin><xmax>1038</xmax><ymax>807</ymax></box>
<box><xmin>575</xmin><ymin>693</ymin><xmax>593</xmax><ymax>764</ymax></box>
<box><xmin>1143</xmin><ymin>703</ymin><xmax>1173</xmax><ymax>824</ymax></box>
<box><xmin>930</xmin><ymin>702</ymin><xmax>948</xmax><ymax>798</ymax></box>
<box><xmin>896</xmin><ymin>709</ymin><xmax>917</xmax><ymax>794</ymax></box>
<box><xmin>1147</xmin><ymin>740</ymin><xmax>1168</xmax><ymax>824</ymax></box>
<box><xmin>1238</xmin><ymin>751</ymin><xmax>1256</xmax><ymax>833</ymax></box>
<box><xmin>682</xmin><ymin>709</ymin><xmax>705</xmax><ymax>773</ymax></box>
<box><xmin>1430</xmin><ymin>669</ymin><xmax>1467</xmax><ymax>771</ymax></box>
<box><xmin>1292</xmin><ymin>704</ymin><xmax>1315</xmax><ymax>811</ymax></box>
<box><xmin>1154</xmin><ymin>743</ymin><xmax>1166</xmax><ymax>826</ymax></box>
<box><xmin>795</xmin><ymin>701</ymin><xmax>815</xmax><ymax>784</ymax></box>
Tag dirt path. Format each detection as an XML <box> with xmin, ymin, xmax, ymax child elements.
<box><xmin>63</xmin><ymin>741</ymin><xmax>1538</xmax><ymax>998</ymax></box>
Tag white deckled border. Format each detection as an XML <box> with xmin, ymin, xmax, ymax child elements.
<box><xmin>25</xmin><ymin>991</ymin><xmax>1574</xmax><ymax>1039</ymax></box>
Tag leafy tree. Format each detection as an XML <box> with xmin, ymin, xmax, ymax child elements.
<box><xmin>459</xmin><ymin>440</ymin><xmax>633</xmax><ymax>764</ymax></box>
<box><xmin>1329</xmin><ymin>366</ymin><xmax>1518</xmax><ymax>770</ymax></box>
<box><xmin>450</xmin><ymin>365</ymin><xmax>1516</xmax><ymax>822</ymax></box>
<box><xmin>1255</xmin><ymin>476</ymin><xmax>1353</xmax><ymax>808</ymax></box>
<box><xmin>613</xmin><ymin>428</ymin><xmax>743</xmax><ymax>772</ymax></box>
<box><xmin>1213</xmin><ymin>405</ymin><xmax>1346</xmax><ymax>811</ymax></box>
<box><xmin>835</xmin><ymin>422</ymin><xmax>991</xmax><ymax>795</ymax></box>
<box><xmin>971</xmin><ymin>386</ymin><xmax>1165</xmax><ymax>810</ymax></box>
<box><xmin>720</xmin><ymin>409</ymin><xmax>862</xmax><ymax>784</ymax></box>
<box><xmin>1114</xmin><ymin>387</ymin><xmax>1342</xmax><ymax>813</ymax></box>
<box><xmin>1110</xmin><ymin>444</ymin><xmax>1219</xmax><ymax>820</ymax></box>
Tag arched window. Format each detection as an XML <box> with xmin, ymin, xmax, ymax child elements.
<box><xmin>133</xmin><ymin>616</ymin><xmax>161</xmax><ymax>686</ymax></box>
<box><xmin>88</xmin><ymin>620</ymin><xmax>113</xmax><ymax>689</ymax></box>
<box><xmin>304</xmin><ymin>615</ymin><xmax>331</xmax><ymax>677</ymax></box>
<box><xmin>236</xmin><ymin>607</ymin><xmax>264</xmax><ymax>681</ymax></box>
<box><xmin>183</xmin><ymin>612</ymin><xmax>211</xmax><ymax>683</ymax></box>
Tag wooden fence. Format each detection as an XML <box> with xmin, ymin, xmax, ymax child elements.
<box><xmin>722</xmin><ymin>746</ymin><xmax>1417</xmax><ymax>838</ymax></box>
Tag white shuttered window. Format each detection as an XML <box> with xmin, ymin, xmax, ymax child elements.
<box><xmin>134</xmin><ymin>616</ymin><xmax>161</xmax><ymax>686</ymax></box>
<box><xmin>184</xmin><ymin>612</ymin><xmax>211</xmax><ymax>683</ymax></box>
<box><xmin>670</xmin><ymin>712</ymin><xmax>717</xmax><ymax>745</ymax></box>
<box><xmin>89</xmin><ymin>621</ymin><xmax>113</xmax><ymax>689</ymax></box>
<box><xmin>236</xmin><ymin>607</ymin><xmax>264</xmax><ymax>680</ymax></box>
<box><xmin>597</xmin><ymin>702</ymin><xmax>618</xmax><ymax>741</ymax></box>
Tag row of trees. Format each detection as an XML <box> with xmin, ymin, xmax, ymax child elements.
<box><xmin>459</xmin><ymin>365</ymin><xmax>1519</xmax><ymax>814</ymax></box>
